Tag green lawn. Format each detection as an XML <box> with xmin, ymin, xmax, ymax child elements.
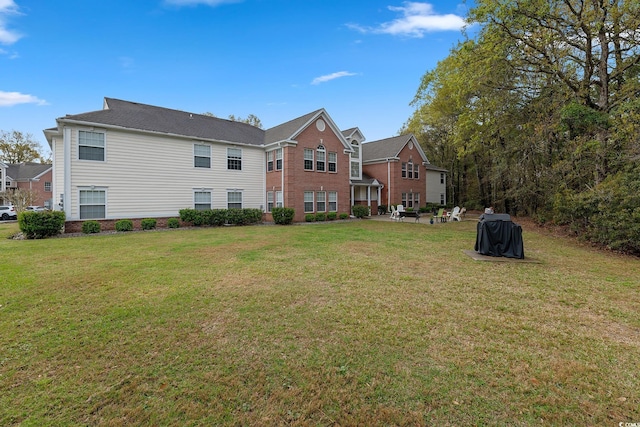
<box><xmin>1</xmin><ymin>219</ymin><xmax>638</xmax><ymax>425</ymax></box>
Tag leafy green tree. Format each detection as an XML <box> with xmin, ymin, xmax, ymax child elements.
<box><xmin>0</xmin><ymin>130</ymin><xmax>47</xmax><ymax>163</ymax></box>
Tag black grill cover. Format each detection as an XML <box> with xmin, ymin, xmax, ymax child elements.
<box><xmin>474</xmin><ymin>214</ymin><xmax>524</xmax><ymax>259</ymax></box>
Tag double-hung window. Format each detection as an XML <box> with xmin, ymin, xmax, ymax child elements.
<box><xmin>266</xmin><ymin>191</ymin><xmax>274</xmax><ymax>212</ymax></box>
<box><xmin>408</xmin><ymin>162</ymin><xmax>413</xmax><ymax>179</ymax></box>
<box><xmin>414</xmin><ymin>164</ymin><xmax>419</xmax><ymax>180</ymax></box>
<box><xmin>228</xmin><ymin>191</ymin><xmax>242</xmax><ymax>209</ymax></box>
<box><xmin>328</xmin><ymin>191</ymin><xmax>337</xmax><ymax>212</ymax></box>
<box><xmin>304</xmin><ymin>191</ymin><xmax>314</xmax><ymax>213</ymax></box>
<box><xmin>304</xmin><ymin>148</ymin><xmax>314</xmax><ymax>170</ymax></box>
<box><xmin>194</xmin><ymin>190</ymin><xmax>212</xmax><ymax>210</ymax></box>
<box><xmin>328</xmin><ymin>152</ymin><xmax>337</xmax><ymax>172</ymax></box>
<box><xmin>276</xmin><ymin>191</ymin><xmax>283</xmax><ymax>208</ymax></box>
<box><xmin>44</xmin><ymin>181</ymin><xmax>52</xmax><ymax>192</ymax></box>
<box><xmin>267</xmin><ymin>151</ymin><xmax>274</xmax><ymax>171</ymax></box>
<box><xmin>194</xmin><ymin>144</ymin><xmax>211</xmax><ymax>168</ymax></box>
<box><xmin>79</xmin><ymin>189</ymin><xmax>106</xmax><ymax>219</ymax></box>
<box><xmin>79</xmin><ymin>130</ymin><xmax>105</xmax><ymax>161</ymax></box>
<box><xmin>402</xmin><ymin>162</ymin><xmax>407</xmax><ymax>178</ymax></box>
<box><xmin>316</xmin><ymin>191</ymin><xmax>326</xmax><ymax>212</ymax></box>
<box><xmin>316</xmin><ymin>145</ymin><xmax>326</xmax><ymax>172</ymax></box>
<box><xmin>227</xmin><ymin>148</ymin><xmax>242</xmax><ymax>170</ymax></box>
<box><xmin>275</xmin><ymin>148</ymin><xmax>283</xmax><ymax>170</ymax></box>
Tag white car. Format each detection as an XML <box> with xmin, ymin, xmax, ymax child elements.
<box><xmin>26</xmin><ymin>206</ymin><xmax>47</xmax><ymax>212</ymax></box>
<box><xmin>0</xmin><ymin>205</ymin><xmax>18</xmax><ymax>220</ymax></box>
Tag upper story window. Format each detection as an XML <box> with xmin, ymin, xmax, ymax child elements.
<box><xmin>351</xmin><ymin>142</ymin><xmax>360</xmax><ymax>159</ymax></box>
<box><xmin>227</xmin><ymin>147</ymin><xmax>242</xmax><ymax>170</ymax></box>
<box><xmin>402</xmin><ymin>162</ymin><xmax>407</xmax><ymax>178</ymax></box>
<box><xmin>414</xmin><ymin>164</ymin><xmax>419</xmax><ymax>180</ymax></box>
<box><xmin>44</xmin><ymin>181</ymin><xmax>52</xmax><ymax>192</ymax></box>
<box><xmin>350</xmin><ymin>161</ymin><xmax>360</xmax><ymax>179</ymax></box>
<box><xmin>316</xmin><ymin>145</ymin><xmax>326</xmax><ymax>172</ymax></box>
<box><xmin>194</xmin><ymin>144</ymin><xmax>211</xmax><ymax>168</ymax></box>
<box><xmin>267</xmin><ymin>151</ymin><xmax>274</xmax><ymax>171</ymax></box>
<box><xmin>328</xmin><ymin>152</ymin><xmax>337</xmax><ymax>172</ymax></box>
<box><xmin>408</xmin><ymin>161</ymin><xmax>414</xmax><ymax>179</ymax></box>
<box><xmin>304</xmin><ymin>148</ymin><xmax>314</xmax><ymax>170</ymax></box>
<box><xmin>440</xmin><ymin>173</ymin><xmax>445</xmax><ymax>184</ymax></box>
<box><xmin>78</xmin><ymin>130</ymin><xmax>105</xmax><ymax>161</ymax></box>
<box><xmin>275</xmin><ymin>148</ymin><xmax>283</xmax><ymax>170</ymax></box>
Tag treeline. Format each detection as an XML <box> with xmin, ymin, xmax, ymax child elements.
<box><xmin>405</xmin><ymin>0</ymin><xmax>640</xmax><ymax>254</ymax></box>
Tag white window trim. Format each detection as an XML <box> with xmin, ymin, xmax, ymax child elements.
<box><xmin>304</xmin><ymin>191</ymin><xmax>314</xmax><ymax>213</ymax></box>
<box><xmin>304</xmin><ymin>148</ymin><xmax>314</xmax><ymax>171</ymax></box>
<box><xmin>194</xmin><ymin>143</ymin><xmax>212</xmax><ymax>169</ymax></box>
<box><xmin>77</xmin><ymin>129</ymin><xmax>106</xmax><ymax>162</ymax></box>
<box><xmin>227</xmin><ymin>189</ymin><xmax>243</xmax><ymax>209</ymax></box>
<box><xmin>194</xmin><ymin>188</ymin><xmax>213</xmax><ymax>210</ymax></box>
<box><xmin>227</xmin><ymin>147</ymin><xmax>242</xmax><ymax>171</ymax></box>
<box><xmin>78</xmin><ymin>187</ymin><xmax>107</xmax><ymax>219</ymax></box>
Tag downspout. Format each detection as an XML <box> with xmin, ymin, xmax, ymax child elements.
<box><xmin>280</xmin><ymin>142</ymin><xmax>285</xmax><ymax>207</ymax></box>
<box><xmin>387</xmin><ymin>159</ymin><xmax>391</xmax><ymax>206</ymax></box>
<box><xmin>63</xmin><ymin>126</ymin><xmax>72</xmax><ymax>220</ymax></box>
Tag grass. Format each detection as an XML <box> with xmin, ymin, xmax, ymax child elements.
<box><xmin>1</xmin><ymin>218</ymin><xmax>639</xmax><ymax>425</ymax></box>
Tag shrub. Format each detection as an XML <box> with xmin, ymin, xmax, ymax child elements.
<box><xmin>179</xmin><ymin>208</ymin><xmax>201</xmax><ymax>225</ymax></box>
<box><xmin>339</xmin><ymin>213</ymin><xmax>349</xmax><ymax>220</ymax></box>
<box><xmin>305</xmin><ymin>213</ymin><xmax>316</xmax><ymax>222</ymax></box>
<box><xmin>272</xmin><ymin>207</ymin><xmax>295</xmax><ymax>225</ymax></box>
<box><xmin>141</xmin><ymin>218</ymin><xmax>157</xmax><ymax>230</ymax></box>
<box><xmin>352</xmin><ymin>205</ymin><xmax>369</xmax><ymax>218</ymax></box>
<box><xmin>18</xmin><ymin>210</ymin><xmax>66</xmax><ymax>239</ymax></box>
<box><xmin>327</xmin><ymin>212</ymin><xmax>337</xmax><ymax>221</ymax></box>
<box><xmin>82</xmin><ymin>220</ymin><xmax>101</xmax><ymax>234</ymax></box>
<box><xmin>167</xmin><ymin>218</ymin><xmax>180</xmax><ymax>228</ymax></box>
<box><xmin>115</xmin><ymin>219</ymin><xmax>133</xmax><ymax>232</ymax></box>
<box><xmin>315</xmin><ymin>212</ymin><xmax>326</xmax><ymax>221</ymax></box>
<box><xmin>226</xmin><ymin>208</ymin><xmax>245</xmax><ymax>225</ymax></box>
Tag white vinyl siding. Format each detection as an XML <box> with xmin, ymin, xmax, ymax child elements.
<box><xmin>64</xmin><ymin>128</ymin><xmax>265</xmax><ymax>220</ymax></box>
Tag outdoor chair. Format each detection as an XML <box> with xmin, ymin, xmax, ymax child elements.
<box><xmin>434</xmin><ymin>208</ymin><xmax>446</xmax><ymax>222</ymax></box>
<box><xmin>450</xmin><ymin>206</ymin><xmax>462</xmax><ymax>221</ymax></box>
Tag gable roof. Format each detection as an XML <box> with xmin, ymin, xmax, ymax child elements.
<box><xmin>6</xmin><ymin>162</ymin><xmax>52</xmax><ymax>181</ymax></box>
<box><xmin>264</xmin><ymin>108</ymin><xmax>353</xmax><ymax>152</ymax></box>
<box><xmin>264</xmin><ymin>109</ymin><xmax>323</xmax><ymax>144</ymax></box>
<box><xmin>362</xmin><ymin>134</ymin><xmax>429</xmax><ymax>164</ymax></box>
<box><xmin>57</xmin><ymin>98</ymin><xmax>266</xmax><ymax>146</ymax></box>
<box><xmin>341</xmin><ymin>127</ymin><xmax>365</xmax><ymax>143</ymax></box>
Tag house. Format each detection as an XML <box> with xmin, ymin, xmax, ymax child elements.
<box><xmin>361</xmin><ymin>134</ymin><xmax>446</xmax><ymax>210</ymax></box>
<box><xmin>44</xmin><ymin>98</ymin><xmax>447</xmax><ymax>229</ymax></box>
<box><xmin>0</xmin><ymin>161</ymin><xmax>53</xmax><ymax>207</ymax></box>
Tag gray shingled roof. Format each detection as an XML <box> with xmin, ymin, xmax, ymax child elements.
<box><xmin>6</xmin><ymin>162</ymin><xmax>52</xmax><ymax>181</ymax></box>
<box><xmin>264</xmin><ymin>109</ymin><xmax>323</xmax><ymax>144</ymax></box>
<box><xmin>361</xmin><ymin>135</ymin><xmax>414</xmax><ymax>162</ymax></box>
<box><xmin>60</xmin><ymin>98</ymin><xmax>266</xmax><ymax>146</ymax></box>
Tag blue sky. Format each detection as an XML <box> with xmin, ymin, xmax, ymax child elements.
<box><xmin>1</xmin><ymin>0</ymin><xmax>472</xmax><ymax>156</ymax></box>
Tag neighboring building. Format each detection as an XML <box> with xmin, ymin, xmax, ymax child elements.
<box><xmin>424</xmin><ymin>164</ymin><xmax>448</xmax><ymax>206</ymax></box>
<box><xmin>43</xmin><ymin>98</ymin><xmax>447</xmax><ymax>226</ymax></box>
<box><xmin>361</xmin><ymin>134</ymin><xmax>436</xmax><ymax>210</ymax></box>
<box><xmin>0</xmin><ymin>162</ymin><xmax>53</xmax><ymax>207</ymax></box>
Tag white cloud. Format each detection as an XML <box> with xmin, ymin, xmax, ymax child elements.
<box><xmin>163</xmin><ymin>0</ymin><xmax>242</xmax><ymax>6</ymax></box>
<box><xmin>0</xmin><ymin>91</ymin><xmax>48</xmax><ymax>107</ymax></box>
<box><xmin>348</xmin><ymin>2</ymin><xmax>467</xmax><ymax>38</ymax></box>
<box><xmin>0</xmin><ymin>0</ymin><xmax>21</xmax><ymax>45</ymax></box>
<box><xmin>311</xmin><ymin>71</ymin><xmax>358</xmax><ymax>85</ymax></box>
